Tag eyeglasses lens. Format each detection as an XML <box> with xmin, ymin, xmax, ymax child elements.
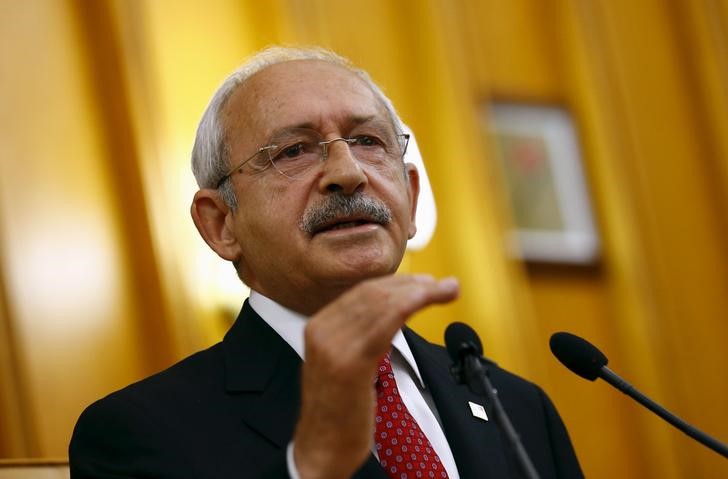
<box><xmin>265</xmin><ymin>128</ymin><xmax>407</xmax><ymax>178</ymax></box>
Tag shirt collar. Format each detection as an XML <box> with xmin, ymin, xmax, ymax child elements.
<box><xmin>248</xmin><ymin>289</ymin><xmax>426</xmax><ymax>388</ymax></box>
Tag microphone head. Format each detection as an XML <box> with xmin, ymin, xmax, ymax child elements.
<box><xmin>550</xmin><ymin>332</ymin><xmax>608</xmax><ymax>381</ymax></box>
<box><xmin>444</xmin><ymin>322</ymin><xmax>483</xmax><ymax>363</ymax></box>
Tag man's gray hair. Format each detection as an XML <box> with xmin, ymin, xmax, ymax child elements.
<box><xmin>191</xmin><ymin>45</ymin><xmax>405</xmax><ymax>208</ymax></box>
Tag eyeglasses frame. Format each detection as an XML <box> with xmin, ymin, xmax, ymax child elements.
<box><xmin>216</xmin><ymin>131</ymin><xmax>410</xmax><ymax>187</ymax></box>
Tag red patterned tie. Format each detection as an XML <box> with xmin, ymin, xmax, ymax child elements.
<box><xmin>374</xmin><ymin>352</ymin><xmax>449</xmax><ymax>479</ymax></box>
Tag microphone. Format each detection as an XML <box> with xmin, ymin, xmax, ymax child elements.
<box><xmin>445</xmin><ymin>321</ymin><xmax>483</xmax><ymax>360</ymax></box>
<box><xmin>550</xmin><ymin>332</ymin><xmax>728</xmax><ymax>458</ymax></box>
<box><xmin>444</xmin><ymin>322</ymin><xmax>485</xmax><ymax>393</ymax></box>
<box><xmin>445</xmin><ymin>322</ymin><xmax>541</xmax><ymax>479</ymax></box>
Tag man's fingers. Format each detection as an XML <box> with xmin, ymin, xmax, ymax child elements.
<box><xmin>305</xmin><ymin>274</ymin><xmax>459</xmax><ymax>367</ymax></box>
<box><xmin>395</xmin><ymin>275</ymin><xmax>460</xmax><ymax>317</ymax></box>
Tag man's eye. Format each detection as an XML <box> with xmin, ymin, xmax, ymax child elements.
<box><xmin>282</xmin><ymin>143</ymin><xmax>306</xmax><ymax>158</ymax></box>
<box><xmin>353</xmin><ymin>135</ymin><xmax>383</xmax><ymax>147</ymax></box>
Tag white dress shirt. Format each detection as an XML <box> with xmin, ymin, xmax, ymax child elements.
<box><xmin>249</xmin><ymin>290</ymin><xmax>460</xmax><ymax>479</ymax></box>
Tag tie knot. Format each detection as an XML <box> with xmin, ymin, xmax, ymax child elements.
<box><xmin>376</xmin><ymin>352</ymin><xmax>394</xmax><ymax>378</ymax></box>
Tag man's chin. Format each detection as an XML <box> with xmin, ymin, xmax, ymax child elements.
<box><xmin>303</xmin><ymin>231</ymin><xmax>407</xmax><ymax>285</ymax></box>
<box><xmin>316</xmin><ymin>250</ymin><xmax>402</xmax><ymax>284</ymax></box>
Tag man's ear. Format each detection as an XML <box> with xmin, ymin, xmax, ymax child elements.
<box><xmin>405</xmin><ymin>163</ymin><xmax>420</xmax><ymax>239</ymax></box>
<box><xmin>190</xmin><ymin>189</ymin><xmax>242</xmax><ymax>261</ymax></box>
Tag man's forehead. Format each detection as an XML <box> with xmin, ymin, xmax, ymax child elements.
<box><xmin>246</xmin><ymin>58</ymin><xmax>365</xmax><ymax>90</ymax></box>
<box><xmin>222</xmin><ymin>59</ymin><xmax>388</xmax><ymax>140</ymax></box>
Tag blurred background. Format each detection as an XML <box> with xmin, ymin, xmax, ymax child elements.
<box><xmin>1</xmin><ymin>0</ymin><xmax>727</xmax><ymax>477</ymax></box>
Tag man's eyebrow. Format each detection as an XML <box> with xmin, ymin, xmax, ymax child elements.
<box><xmin>348</xmin><ymin>115</ymin><xmax>390</xmax><ymax>129</ymax></box>
<box><xmin>268</xmin><ymin>115</ymin><xmax>390</xmax><ymax>137</ymax></box>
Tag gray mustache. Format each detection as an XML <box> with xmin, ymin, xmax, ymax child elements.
<box><xmin>300</xmin><ymin>193</ymin><xmax>392</xmax><ymax>234</ymax></box>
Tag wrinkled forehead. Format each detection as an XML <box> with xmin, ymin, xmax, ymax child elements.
<box><xmin>221</xmin><ymin>60</ymin><xmax>392</xmax><ymax>143</ymax></box>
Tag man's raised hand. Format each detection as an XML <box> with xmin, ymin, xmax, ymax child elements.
<box><xmin>293</xmin><ymin>274</ymin><xmax>459</xmax><ymax>479</ymax></box>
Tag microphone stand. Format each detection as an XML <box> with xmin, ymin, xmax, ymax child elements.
<box><xmin>457</xmin><ymin>353</ymin><xmax>541</xmax><ymax>479</ymax></box>
<box><xmin>600</xmin><ymin>366</ymin><xmax>728</xmax><ymax>458</ymax></box>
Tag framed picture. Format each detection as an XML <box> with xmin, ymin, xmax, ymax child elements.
<box><xmin>484</xmin><ymin>103</ymin><xmax>599</xmax><ymax>264</ymax></box>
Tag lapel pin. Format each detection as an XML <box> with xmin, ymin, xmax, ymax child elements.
<box><xmin>468</xmin><ymin>401</ymin><xmax>488</xmax><ymax>421</ymax></box>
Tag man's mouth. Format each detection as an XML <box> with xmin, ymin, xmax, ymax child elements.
<box><xmin>312</xmin><ymin>217</ymin><xmax>381</xmax><ymax>235</ymax></box>
<box><xmin>327</xmin><ymin>220</ymin><xmax>369</xmax><ymax>231</ymax></box>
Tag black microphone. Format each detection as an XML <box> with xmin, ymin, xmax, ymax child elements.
<box><xmin>445</xmin><ymin>322</ymin><xmax>541</xmax><ymax>479</ymax></box>
<box><xmin>445</xmin><ymin>321</ymin><xmax>483</xmax><ymax>358</ymax></box>
<box><xmin>444</xmin><ymin>322</ymin><xmax>486</xmax><ymax>393</ymax></box>
<box><xmin>550</xmin><ymin>332</ymin><xmax>728</xmax><ymax>459</ymax></box>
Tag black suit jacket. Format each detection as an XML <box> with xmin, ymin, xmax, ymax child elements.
<box><xmin>70</xmin><ymin>301</ymin><xmax>583</xmax><ymax>478</ymax></box>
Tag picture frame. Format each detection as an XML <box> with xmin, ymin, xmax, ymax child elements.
<box><xmin>485</xmin><ymin>103</ymin><xmax>599</xmax><ymax>264</ymax></box>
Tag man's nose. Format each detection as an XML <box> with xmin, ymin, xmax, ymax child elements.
<box><xmin>318</xmin><ymin>140</ymin><xmax>368</xmax><ymax>194</ymax></box>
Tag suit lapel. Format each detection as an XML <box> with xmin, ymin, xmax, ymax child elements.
<box><xmin>222</xmin><ymin>301</ymin><xmax>390</xmax><ymax>478</ymax></box>
<box><xmin>222</xmin><ymin>301</ymin><xmax>302</xmax><ymax>448</ymax></box>
<box><xmin>404</xmin><ymin>328</ymin><xmax>515</xmax><ymax>479</ymax></box>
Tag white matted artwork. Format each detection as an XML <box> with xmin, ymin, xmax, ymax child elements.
<box><xmin>485</xmin><ymin>104</ymin><xmax>599</xmax><ymax>264</ymax></box>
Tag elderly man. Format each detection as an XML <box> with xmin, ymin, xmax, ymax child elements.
<box><xmin>70</xmin><ymin>46</ymin><xmax>583</xmax><ymax>479</ymax></box>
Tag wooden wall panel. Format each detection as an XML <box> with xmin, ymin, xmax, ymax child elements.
<box><xmin>108</xmin><ymin>0</ymin><xmax>258</xmax><ymax>351</ymax></box>
<box><xmin>0</xmin><ymin>266</ymin><xmax>32</xmax><ymax>457</ymax></box>
<box><xmin>0</xmin><ymin>0</ymin><xmax>152</xmax><ymax>457</ymax></box>
<box><xmin>455</xmin><ymin>0</ymin><xmax>728</xmax><ymax>477</ymax></box>
<box><xmin>456</xmin><ymin>1</ymin><xmax>652</xmax><ymax>476</ymax></box>
<box><xmin>595</xmin><ymin>1</ymin><xmax>728</xmax><ymax>476</ymax></box>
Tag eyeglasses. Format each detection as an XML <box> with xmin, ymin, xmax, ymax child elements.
<box><xmin>216</xmin><ymin>127</ymin><xmax>410</xmax><ymax>186</ymax></box>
